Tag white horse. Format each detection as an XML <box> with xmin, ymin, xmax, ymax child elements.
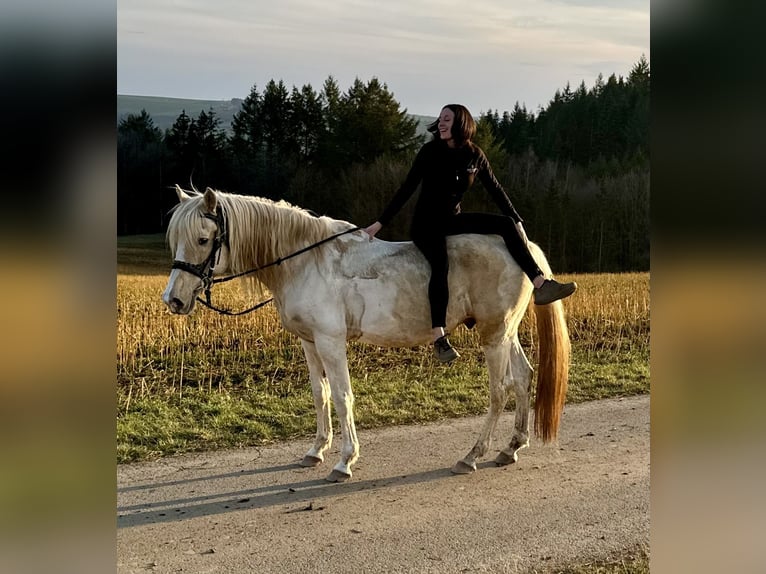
<box><xmin>163</xmin><ymin>186</ymin><xmax>570</xmax><ymax>482</ymax></box>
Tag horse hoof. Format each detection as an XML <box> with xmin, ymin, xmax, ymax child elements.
<box><xmin>325</xmin><ymin>469</ymin><xmax>352</xmax><ymax>483</ymax></box>
<box><xmin>451</xmin><ymin>460</ymin><xmax>477</xmax><ymax>475</ymax></box>
<box><xmin>299</xmin><ymin>455</ymin><xmax>323</xmax><ymax>467</ymax></box>
<box><xmin>494</xmin><ymin>450</ymin><xmax>518</xmax><ymax>466</ymax></box>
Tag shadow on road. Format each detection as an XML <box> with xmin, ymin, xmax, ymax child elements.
<box><xmin>117</xmin><ymin>463</ymin><xmax>300</xmax><ymax>493</ymax></box>
<box><xmin>118</xmin><ymin>462</ymin><xmax>465</xmax><ymax>528</ymax></box>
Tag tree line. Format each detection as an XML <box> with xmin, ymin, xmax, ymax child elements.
<box><xmin>118</xmin><ymin>56</ymin><xmax>649</xmax><ymax>272</ymax></box>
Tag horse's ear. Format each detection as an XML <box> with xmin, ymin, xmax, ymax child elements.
<box><xmin>175</xmin><ymin>185</ymin><xmax>192</xmax><ymax>202</ymax></box>
<box><xmin>203</xmin><ymin>187</ymin><xmax>217</xmax><ymax>212</ymax></box>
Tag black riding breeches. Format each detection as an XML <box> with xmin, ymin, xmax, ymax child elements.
<box><xmin>412</xmin><ymin>212</ymin><xmax>544</xmax><ymax>329</ymax></box>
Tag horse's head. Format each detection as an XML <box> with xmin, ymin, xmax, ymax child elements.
<box><xmin>162</xmin><ymin>186</ymin><xmax>231</xmax><ymax>314</ymax></box>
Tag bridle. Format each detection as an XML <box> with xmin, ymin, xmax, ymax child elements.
<box><xmin>171</xmin><ymin>206</ymin><xmax>229</xmax><ymax>298</ymax></box>
<box><xmin>171</xmin><ymin>205</ymin><xmax>266</xmax><ymax>316</ymax></box>
<box><xmin>171</xmin><ymin>206</ymin><xmax>362</xmax><ymax>316</ymax></box>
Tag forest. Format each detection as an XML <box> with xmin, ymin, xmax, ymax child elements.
<box><xmin>117</xmin><ymin>56</ymin><xmax>649</xmax><ymax>273</ymax></box>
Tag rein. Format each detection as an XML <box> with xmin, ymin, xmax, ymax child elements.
<box><xmin>172</xmin><ymin>210</ymin><xmax>362</xmax><ymax>316</ymax></box>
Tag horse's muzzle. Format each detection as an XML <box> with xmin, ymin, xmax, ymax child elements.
<box><xmin>167</xmin><ymin>297</ymin><xmax>187</xmax><ymax>314</ymax></box>
<box><xmin>163</xmin><ymin>290</ymin><xmax>196</xmax><ymax>315</ymax></box>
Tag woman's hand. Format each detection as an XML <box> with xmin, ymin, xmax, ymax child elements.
<box><xmin>363</xmin><ymin>221</ymin><xmax>382</xmax><ymax>240</ymax></box>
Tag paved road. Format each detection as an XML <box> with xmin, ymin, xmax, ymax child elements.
<box><xmin>117</xmin><ymin>395</ymin><xmax>649</xmax><ymax>573</ymax></box>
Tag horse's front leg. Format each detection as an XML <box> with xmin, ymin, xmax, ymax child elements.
<box><xmin>314</xmin><ymin>335</ymin><xmax>359</xmax><ymax>482</ymax></box>
<box><xmin>495</xmin><ymin>336</ymin><xmax>534</xmax><ymax>466</ymax></box>
<box><xmin>298</xmin><ymin>339</ymin><xmax>333</xmax><ymax>467</ymax></box>
<box><xmin>452</xmin><ymin>341</ymin><xmax>510</xmax><ymax>474</ymax></box>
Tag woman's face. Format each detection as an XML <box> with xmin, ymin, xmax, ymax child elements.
<box><xmin>437</xmin><ymin>107</ymin><xmax>455</xmax><ymax>144</ymax></box>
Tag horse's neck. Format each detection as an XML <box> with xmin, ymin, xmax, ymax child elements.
<box><xmin>263</xmin><ymin>210</ymin><xmax>345</xmax><ymax>257</ymax></box>
<box><xmin>236</xmin><ymin>201</ymin><xmax>346</xmax><ymax>290</ymax></box>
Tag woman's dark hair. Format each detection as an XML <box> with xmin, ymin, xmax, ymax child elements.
<box><xmin>428</xmin><ymin>104</ymin><xmax>476</xmax><ymax>147</ymax></box>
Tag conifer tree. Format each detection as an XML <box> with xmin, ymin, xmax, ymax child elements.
<box><xmin>336</xmin><ymin>77</ymin><xmax>420</xmax><ymax>165</ymax></box>
<box><xmin>117</xmin><ymin>110</ymin><xmax>164</xmax><ymax>233</ymax></box>
<box><xmin>230</xmin><ymin>85</ymin><xmax>263</xmax><ymax>156</ymax></box>
<box><xmin>230</xmin><ymin>85</ymin><xmax>265</xmax><ymax>195</ymax></box>
<box><xmin>289</xmin><ymin>84</ymin><xmax>324</xmax><ymax>161</ymax></box>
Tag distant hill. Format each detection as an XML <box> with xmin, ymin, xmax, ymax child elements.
<box><xmin>117</xmin><ymin>95</ymin><xmax>244</xmax><ymax>133</ymax></box>
<box><xmin>117</xmin><ymin>94</ymin><xmax>435</xmax><ymax>137</ymax></box>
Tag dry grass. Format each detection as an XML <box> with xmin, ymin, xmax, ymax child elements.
<box><xmin>117</xmin><ymin>272</ymin><xmax>648</xmax><ymax>397</ymax></box>
<box><xmin>116</xmin><ymin>236</ymin><xmax>649</xmax><ymax>462</ymax></box>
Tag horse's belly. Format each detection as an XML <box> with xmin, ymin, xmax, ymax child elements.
<box><xmin>347</xmin><ymin>280</ymin><xmax>434</xmax><ymax>346</ymax></box>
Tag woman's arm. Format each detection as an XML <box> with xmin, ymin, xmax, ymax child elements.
<box><xmin>476</xmin><ymin>149</ymin><xmax>523</xmax><ymax>223</ymax></box>
<box><xmin>377</xmin><ymin>145</ymin><xmax>428</xmax><ymax>226</ymax></box>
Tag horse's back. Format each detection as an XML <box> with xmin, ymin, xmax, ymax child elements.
<box><xmin>331</xmin><ymin>233</ymin><xmax>532</xmax><ymax>346</ymax></box>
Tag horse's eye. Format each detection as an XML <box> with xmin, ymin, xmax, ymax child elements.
<box><xmin>198</xmin><ymin>238</ymin><xmax>209</xmax><ymax>245</ymax></box>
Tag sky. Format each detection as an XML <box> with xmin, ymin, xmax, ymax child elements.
<box><xmin>117</xmin><ymin>0</ymin><xmax>649</xmax><ymax>117</ymax></box>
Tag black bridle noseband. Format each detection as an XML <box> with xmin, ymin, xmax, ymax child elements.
<box><xmin>171</xmin><ymin>206</ymin><xmax>362</xmax><ymax>316</ymax></box>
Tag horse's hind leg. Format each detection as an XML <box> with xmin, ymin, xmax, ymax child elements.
<box><xmin>299</xmin><ymin>339</ymin><xmax>333</xmax><ymax>467</ymax></box>
<box><xmin>495</xmin><ymin>336</ymin><xmax>533</xmax><ymax>466</ymax></box>
<box><xmin>452</xmin><ymin>341</ymin><xmax>510</xmax><ymax>474</ymax></box>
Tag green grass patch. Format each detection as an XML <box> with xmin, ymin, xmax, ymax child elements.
<box><xmin>117</xmin><ymin>338</ymin><xmax>648</xmax><ymax>463</ymax></box>
<box><xmin>568</xmin><ymin>348</ymin><xmax>649</xmax><ymax>402</ymax></box>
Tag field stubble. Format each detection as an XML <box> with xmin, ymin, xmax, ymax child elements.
<box><xmin>117</xmin><ymin>266</ymin><xmax>649</xmax><ymax>463</ymax></box>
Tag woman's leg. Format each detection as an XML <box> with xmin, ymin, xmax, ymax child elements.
<box><xmin>444</xmin><ymin>213</ymin><xmax>543</xmax><ymax>280</ymax></box>
<box><xmin>412</xmin><ymin>234</ymin><xmax>450</xmax><ymax>330</ymax></box>
<box><xmin>412</xmin><ymin>233</ymin><xmax>460</xmax><ymax>363</ymax></box>
<box><xmin>444</xmin><ymin>213</ymin><xmax>576</xmax><ymax>305</ymax></box>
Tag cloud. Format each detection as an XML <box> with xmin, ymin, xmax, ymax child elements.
<box><xmin>117</xmin><ymin>0</ymin><xmax>649</xmax><ymax>114</ymax></box>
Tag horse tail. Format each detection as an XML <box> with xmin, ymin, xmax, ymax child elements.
<box><xmin>529</xmin><ymin>245</ymin><xmax>571</xmax><ymax>443</ymax></box>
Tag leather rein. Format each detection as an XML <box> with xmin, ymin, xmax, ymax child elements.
<box><xmin>171</xmin><ymin>207</ymin><xmax>362</xmax><ymax>316</ymax></box>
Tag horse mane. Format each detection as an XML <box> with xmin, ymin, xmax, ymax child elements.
<box><xmin>168</xmin><ymin>187</ymin><xmax>353</xmax><ymax>293</ymax></box>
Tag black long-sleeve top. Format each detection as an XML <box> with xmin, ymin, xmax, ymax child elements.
<box><xmin>378</xmin><ymin>140</ymin><xmax>523</xmax><ymax>231</ymax></box>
